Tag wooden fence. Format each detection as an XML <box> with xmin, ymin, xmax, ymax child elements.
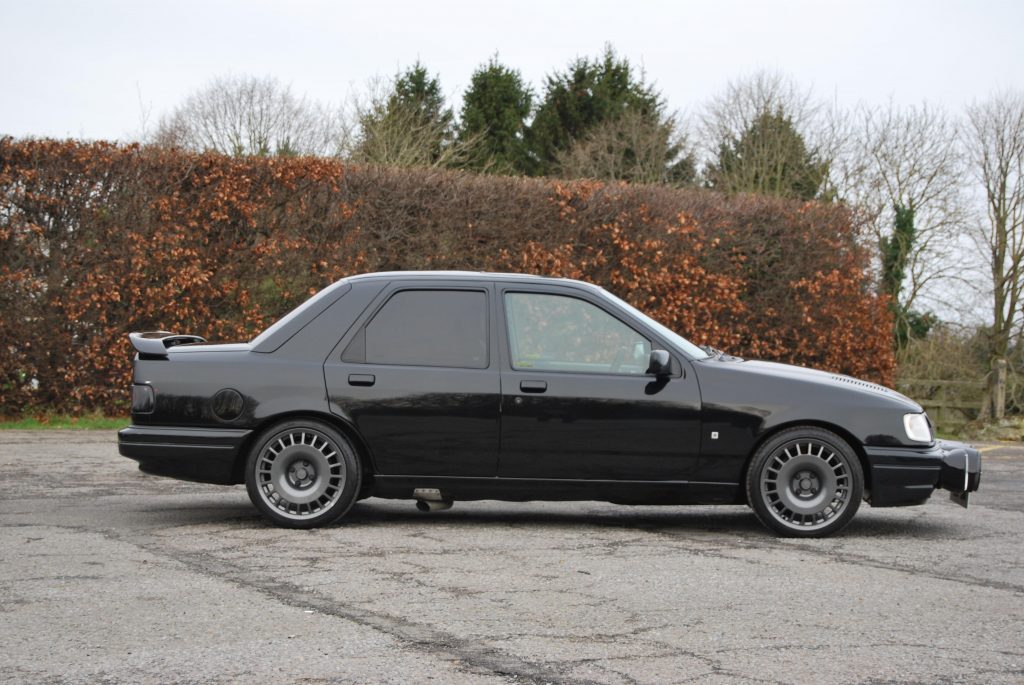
<box><xmin>897</xmin><ymin>360</ymin><xmax>1015</xmax><ymax>434</ymax></box>
<box><xmin>896</xmin><ymin>378</ymin><xmax>985</xmax><ymax>433</ymax></box>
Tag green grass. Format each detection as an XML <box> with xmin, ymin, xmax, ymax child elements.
<box><xmin>0</xmin><ymin>413</ymin><xmax>128</xmax><ymax>430</ymax></box>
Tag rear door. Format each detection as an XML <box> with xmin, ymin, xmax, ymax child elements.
<box><xmin>497</xmin><ymin>284</ymin><xmax>703</xmax><ymax>481</ymax></box>
<box><xmin>324</xmin><ymin>282</ymin><xmax>500</xmax><ymax>477</ymax></box>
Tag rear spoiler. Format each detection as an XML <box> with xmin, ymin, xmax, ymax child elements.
<box><xmin>129</xmin><ymin>331</ymin><xmax>207</xmax><ymax>358</ymax></box>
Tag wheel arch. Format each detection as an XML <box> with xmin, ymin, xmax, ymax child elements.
<box><xmin>231</xmin><ymin>410</ymin><xmax>375</xmax><ymax>488</ymax></box>
<box><xmin>739</xmin><ymin>419</ymin><xmax>871</xmax><ymax>504</ymax></box>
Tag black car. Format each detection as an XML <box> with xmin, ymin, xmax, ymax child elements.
<box><xmin>119</xmin><ymin>271</ymin><xmax>980</xmax><ymax>537</ymax></box>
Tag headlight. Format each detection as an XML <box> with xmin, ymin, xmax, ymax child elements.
<box><xmin>903</xmin><ymin>413</ymin><xmax>932</xmax><ymax>442</ymax></box>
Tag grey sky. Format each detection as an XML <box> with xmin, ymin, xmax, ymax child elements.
<box><xmin>1</xmin><ymin>0</ymin><xmax>1021</xmax><ymax>142</ymax></box>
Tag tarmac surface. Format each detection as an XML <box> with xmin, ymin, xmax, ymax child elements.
<box><xmin>0</xmin><ymin>431</ymin><xmax>1022</xmax><ymax>684</ymax></box>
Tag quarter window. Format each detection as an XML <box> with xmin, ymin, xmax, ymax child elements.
<box><xmin>505</xmin><ymin>292</ymin><xmax>651</xmax><ymax>375</ymax></box>
<box><xmin>346</xmin><ymin>290</ymin><xmax>488</xmax><ymax>369</ymax></box>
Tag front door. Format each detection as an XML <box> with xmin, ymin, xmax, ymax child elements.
<box><xmin>498</xmin><ymin>288</ymin><xmax>702</xmax><ymax>481</ymax></box>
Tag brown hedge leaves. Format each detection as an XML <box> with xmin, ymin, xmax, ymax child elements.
<box><xmin>0</xmin><ymin>138</ymin><xmax>893</xmax><ymax>415</ymax></box>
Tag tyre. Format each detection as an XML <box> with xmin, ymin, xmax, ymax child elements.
<box><xmin>745</xmin><ymin>426</ymin><xmax>863</xmax><ymax>538</ymax></box>
<box><xmin>244</xmin><ymin>419</ymin><xmax>361</xmax><ymax>528</ymax></box>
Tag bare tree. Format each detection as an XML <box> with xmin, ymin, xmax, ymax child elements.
<box><xmin>554</xmin><ymin>109</ymin><xmax>695</xmax><ymax>186</ymax></box>
<box><xmin>153</xmin><ymin>75</ymin><xmax>341</xmax><ymax>157</ymax></box>
<box><xmin>701</xmin><ymin>71</ymin><xmax>820</xmax><ymax>148</ymax></box>
<box><xmin>965</xmin><ymin>90</ymin><xmax>1024</xmax><ymax>416</ymax></box>
<box><xmin>838</xmin><ymin>101</ymin><xmax>969</xmax><ymax>323</ymax></box>
<box><xmin>699</xmin><ymin>70</ymin><xmax>842</xmax><ymax>200</ymax></box>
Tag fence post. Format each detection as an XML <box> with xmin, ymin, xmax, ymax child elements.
<box><xmin>994</xmin><ymin>358</ymin><xmax>1007</xmax><ymax>420</ymax></box>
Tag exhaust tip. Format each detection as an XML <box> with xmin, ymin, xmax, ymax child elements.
<box><xmin>415</xmin><ymin>499</ymin><xmax>453</xmax><ymax>512</ymax></box>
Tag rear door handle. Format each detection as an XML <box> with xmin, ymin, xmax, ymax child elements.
<box><xmin>348</xmin><ymin>374</ymin><xmax>376</xmax><ymax>387</ymax></box>
<box><xmin>520</xmin><ymin>380</ymin><xmax>547</xmax><ymax>393</ymax></box>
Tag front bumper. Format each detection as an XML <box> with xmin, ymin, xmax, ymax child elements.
<box><xmin>118</xmin><ymin>425</ymin><xmax>252</xmax><ymax>485</ymax></box>
<box><xmin>864</xmin><ymin>439</ymin><xmax>981</xmax><ymax>508</ymax></box>
<box><xmin>936</xmin><ymin>441</ymin><xmax>983</xmax><ymax>507</ymax></box>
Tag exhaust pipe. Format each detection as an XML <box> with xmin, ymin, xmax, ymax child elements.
<box><xmin>416</xmin><ymin>499</ymin><xmax>453</xmax><ymax>512</ymax></box>
<box><xmin>413</xmin><ymin>488</ymin><xmax>453</xmax><ymax>512</ymax></box>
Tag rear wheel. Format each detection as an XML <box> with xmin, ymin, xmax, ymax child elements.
<box><xmin>245</xmin><ymin>419</ymin><xmax>361</xmax><ymax>528</ymax></box>
<box><xmin>746</xmin><ymin>427</ymin><xmax>863</xmax><ymax>538</ymax></box>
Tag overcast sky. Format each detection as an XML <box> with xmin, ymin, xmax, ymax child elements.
<box><xmin>1</xmin><ymin>0</ymin><xmax>1022</xmax><ymax>142</ymax></box>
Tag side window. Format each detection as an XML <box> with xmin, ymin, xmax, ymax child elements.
<box><xmin>344</xmin><ymin>290</ymin><xmax>488</xmax><ymax>369</ymax></box>
<box><xmin>505</xmin><ymin>292</ymin><xmax>651</xmax><ymax>375</ymax></box>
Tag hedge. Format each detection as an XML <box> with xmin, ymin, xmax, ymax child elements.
<box><xmin>0</xmin><ymin>138</ymin><xmax>894</xmax><ymax>415</ymax></box>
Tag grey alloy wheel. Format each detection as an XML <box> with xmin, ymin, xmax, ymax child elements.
<box><xmin>245</xmin><ymin>419</ymin><xmax>360</xmax><ymax>528</ymax></box>
<box><xmin>746</xmin><ymin>427</ymin><xmax>863</xmax><ymax>537</ymax></box>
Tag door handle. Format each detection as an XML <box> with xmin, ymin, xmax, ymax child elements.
<box><xmin>520</xmin><ymin>380</ymin><xmax>547</xmax><ymax>393</ymax></box>
<box><xmin>348</xmin><ymin>374</ymin><xmax>376</xmax><ymax>387</ymax></box>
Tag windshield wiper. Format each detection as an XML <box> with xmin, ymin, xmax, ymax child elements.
<box><xmin>700</xmin><ymin>344</ymin><xmax>725</xmax><ymax>358</ymax></box>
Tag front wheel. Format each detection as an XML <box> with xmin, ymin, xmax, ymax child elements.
<box><xmin>245</xmin><ymin>419</ymin><xmax>361</xmax><ymax>528</ymax></box>
<box><xmin>745</xmin><ymin>427</ymin><xmax>863</xmax><ymax>538</ymax></box>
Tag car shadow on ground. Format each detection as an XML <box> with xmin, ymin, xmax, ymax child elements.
<box><xmin>127</xmin><ymin>494</ymin><xmax>962</xmax><ymax>541</ymax></box>
<box><xmin>338</xmin><ymin>501</ymin><xmax>960</xmax><ymax>539</ymax></box>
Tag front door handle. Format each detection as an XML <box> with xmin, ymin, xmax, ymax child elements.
<box><xmin>520</xmin><ymin>380</ymin><xmax>547</xmax><ymax>393</ymax></box>
<box><xmin>348</xmin><ymin>374</ymin><xmax>376</xmax><ymax>387</ymax></box>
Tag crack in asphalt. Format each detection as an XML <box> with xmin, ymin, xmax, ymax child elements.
<box><xmin>4</xmin><ymin>461</ymin><xmax>1024</xmax><ymax>685</ymax></box>
<box><xmin>92</xmin><ymin>525</ymin><xmax>604</xmax><ymax>685</ymax></box>
<box><xmin>38</xmin><ymin>512</ymin><xmax>1022</xmax><ymax>685</ymax></box>
<box><xmin>629</xmin><ymin>524</ymin><xmax>1024</xmax><ymax>594</ymax></box>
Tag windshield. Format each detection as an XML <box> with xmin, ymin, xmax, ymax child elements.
<box><xmin>596</xmin><ymin>288</ymin><xmax>711</xmax><ymax>360</ymax></box>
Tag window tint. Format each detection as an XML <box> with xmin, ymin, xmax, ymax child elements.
<box><xmin>352</xmin><ymin>290</ymin><xmax>488</xmax><ymax>369</ymax></box>
<box><xmin>505</xmin><ymin>292</ymin><xmax>651</xmax><ymax>375</ymax></box>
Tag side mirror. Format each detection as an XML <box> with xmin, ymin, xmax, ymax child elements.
<box><xmin>646</xmin><ymin>349</ymin><xmax>671</xmax><ymax>377</ymax></box>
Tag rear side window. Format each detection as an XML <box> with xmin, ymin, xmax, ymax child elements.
<box><xmin>344</xmin><ymin>290</ymin><xmax>488</xmax><ymax>369</ymax></box>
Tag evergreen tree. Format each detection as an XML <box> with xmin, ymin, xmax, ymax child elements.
<box><xmin>528</xmin><ymin>45</ymin><xmax>662</xmax><ymax>176</ymax></box>
<box><xmin>352</xmin><ymin>62</ymin><xmax>456</xmax><ymax>166</ymax></box>
<box><xmin>458</xmin><ymin>57</ymin><xmax>532</xmax><ymax>174</ymax></box>
<box><xmin>390</xmin><ymin>62</ymin><xmax>454</xmax><ymax>135</ymax></box>
<box><xmin>705</xmin><ymin>109</ymin><xmax>827</xmax><ymax>200</ymax></box>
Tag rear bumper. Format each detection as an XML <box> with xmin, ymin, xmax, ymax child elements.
<box><xmin>865</xmin><ymin>440</ymin><xmax>981</xmax><ymax>507</ymax></box>
<box><xmin>118</xmin><ymin>425</ymin><xmax>252</xmax><ymax>485</ymax></box>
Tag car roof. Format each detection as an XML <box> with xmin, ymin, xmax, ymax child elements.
<box><xmin>345</xmin><ymin>270</ymin><xmax>601</xmax><ymax>290</ymax></box>
<box><xmin>250</xmin><ymin>271</ymin><xmax>606</xmax><ymax>354</ymax></box>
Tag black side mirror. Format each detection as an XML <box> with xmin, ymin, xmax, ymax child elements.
<box><xmin>646</xmin><ymin>349</ymin><xmax>671</xmax><ymax>377</ymax></box>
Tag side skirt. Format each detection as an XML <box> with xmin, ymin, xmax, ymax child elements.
<box><xmin>370</xmin><ymin>475</ymin><xmax>741</xmax><ymax>505</ymax></box>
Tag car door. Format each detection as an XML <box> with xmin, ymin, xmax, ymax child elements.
<box><xmin>324</xmin><ymin>283</ymin><xmax>500</xmax><ymax>477</ymax></box>
<box><xmin>498</xmin><ymin>285</ymin><xmax>703</xmax><ymax>481</ymax></box>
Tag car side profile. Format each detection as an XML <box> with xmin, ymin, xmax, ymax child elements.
<box><xmin>118</xmin><ymin>271</ymin><xmax>981</xmax><ymax>537</ymax></box>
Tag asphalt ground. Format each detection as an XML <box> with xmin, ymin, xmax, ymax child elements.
<box><xmin>0</xmin><ymin>431</ymin><xmax>1021</xmax><ymax>685</ymax></box>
